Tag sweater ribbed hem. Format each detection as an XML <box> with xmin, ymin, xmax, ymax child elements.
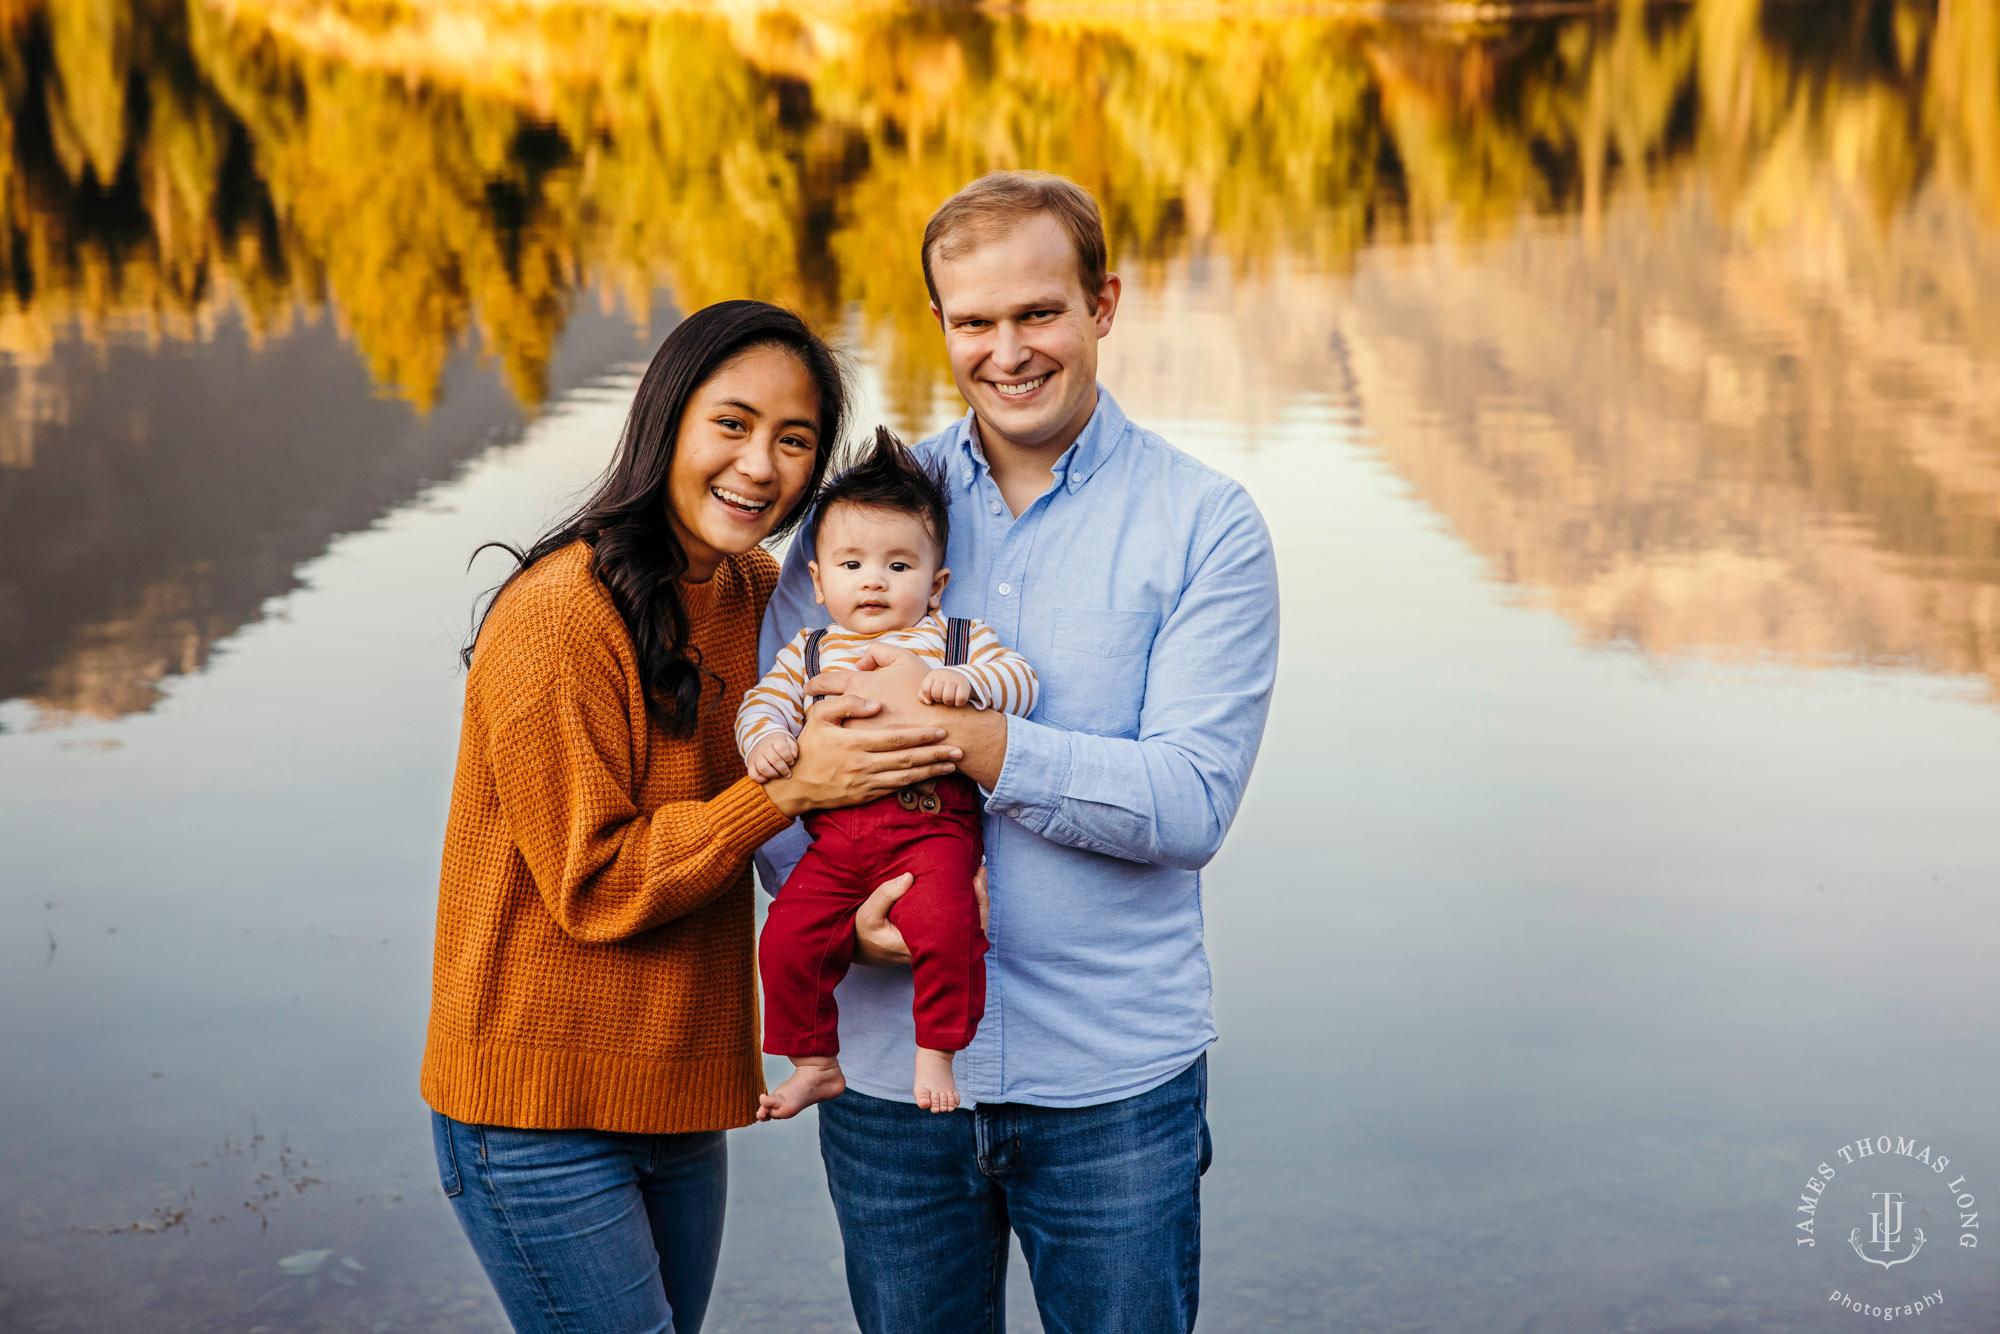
<box><xmin>420</xmin><ymin>1031</ymin><xmax>764</xmax><ymax>1134</ymax></box>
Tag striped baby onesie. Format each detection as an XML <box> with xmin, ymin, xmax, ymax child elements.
<box><xmin>736</xmin><ymin>610</ymin><xmax>1039</xmax><ymax>760</ymax></box>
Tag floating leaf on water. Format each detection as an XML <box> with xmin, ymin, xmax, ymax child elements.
<box><xmin>277</xmin><ymin>1248</ymin><xmax>332</xmax><ymax>1274</ymax></box>
<box><xmin>330</xmin><ymin>1268</ymin><xmax>354</xmax><ymax>1286</ymax></box>
<box><xmin>341</xmin><ymin>1255</ymin><xmax>365</xmax><ymax>1271</ymax></box>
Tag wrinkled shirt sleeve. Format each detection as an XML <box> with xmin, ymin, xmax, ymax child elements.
<box><xmin>985</xmin><ymin>483</ymin><xmax>1279</xmax><ymax>871</ymax></box>
<box><xmin>751</xmin><ymin>537</ymin><xmax>830</xmax><ymax>894</ymax></box>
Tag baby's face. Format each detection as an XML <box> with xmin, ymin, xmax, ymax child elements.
<box><xmin>809</xmin><ymin>502</ymin><xmax>948</xmax><ymax>635</ymax></box>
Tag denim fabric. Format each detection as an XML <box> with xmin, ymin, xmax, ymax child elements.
<box><xmin>758</xmin><ymin>388</ymin><xmax>1279</xmax><ymax>1108</ymax></box>
<box><xmin>817</xmin><ymin>1056</ymin><xmax>1210</xmax><ymax>1334</ymax></box>
<box><xmin>431</xmin><ymin>1111</ymin><xmax>727</xmax><ymax>1334</ymax></box>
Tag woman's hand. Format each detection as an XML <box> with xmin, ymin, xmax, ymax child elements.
<box><xmin>853</xmin><ymin>865</ymin><xmax>990</xmax><ymax>967</ymax></box>
<box><xmin>759</xmin><ymin>693</ymin><xmax>963</xmax><ymax>818</ymax></box>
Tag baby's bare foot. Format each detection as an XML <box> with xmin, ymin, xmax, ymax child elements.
<box><xmin>758</xmin><ymin>1057</ymin><xmax>845</xmax><ymax>1121</ymax></box>
<box><xmin>914</xmin><ymin>1047</ymin><xmax>960</xmax><ymax>1113</ymax></box>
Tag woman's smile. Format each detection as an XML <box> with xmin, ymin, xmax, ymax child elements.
<box><xmin>709</xmin><ymin>485</ymin><xmax>771</xmax><ymax>515</ymax></box>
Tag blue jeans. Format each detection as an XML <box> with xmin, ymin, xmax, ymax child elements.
<box><xmin>817</xmin><ymin>1056</ymin><xmax>1211</xmax><ymax>1334</ymax></box>
<box><xmin>431</xmin><ymin>1111</ymin><xmax>727</xmax><ymax>1334</ymax></box>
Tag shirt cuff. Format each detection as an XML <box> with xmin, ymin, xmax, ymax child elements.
<box><xmin>985</xmin><ymin>713</ymin><xmax>1073</xmax><ymax>831</ymax></box>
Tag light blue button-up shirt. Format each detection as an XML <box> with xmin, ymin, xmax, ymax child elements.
<box><xmin>754</xmin><ymin>387</ymin><xmax>1279</xmax><ymax>1107</ymax></box>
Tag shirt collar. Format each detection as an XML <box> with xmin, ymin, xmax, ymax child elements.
<box><xmin>949</xmin><ymin>385</ymin><xmax>1129</xmax><ymax>496</ymax></box>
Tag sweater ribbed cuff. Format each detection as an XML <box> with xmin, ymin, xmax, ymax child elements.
<box><xmin>708</xmin><ymin>775</ymin><xmax>794</xmax><ymax>856</ymax></box>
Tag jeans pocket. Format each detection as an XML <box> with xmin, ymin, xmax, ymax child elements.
<box><xmin>431</xmin><ymin>1110</ymin><xmax>464</xmax><ymax>1198</ymax></box>
<box><xmin>1194</xmin><ymin>1055</ymin><xmax>1212</xmax><ymax>1178</ymax></box>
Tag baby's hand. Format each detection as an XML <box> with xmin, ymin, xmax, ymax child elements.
<box><xmin>918</xmin><ymin>669</ymin><xmax>974</xmax><ymax>708</ymax></box>
<box><xmin>746</xmin><ymin>732</ymin><xmax>799</xmax><ymax>782</ymax></box>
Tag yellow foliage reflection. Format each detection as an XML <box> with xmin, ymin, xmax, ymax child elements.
<box><xmin>0</xmin><ymin>0</ymin><xmax>1992</xmax><ymax>414</ymax></box>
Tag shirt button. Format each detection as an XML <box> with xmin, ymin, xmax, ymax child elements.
<box><xmin>989</xmin><ymin>503</ymin><xmax>1001</xmax><ymax>514</ymax></box>
<box><xmin>998</xmin><ymin>583</ymin><xmax>1012</xmax><ymax>596</ymax></box>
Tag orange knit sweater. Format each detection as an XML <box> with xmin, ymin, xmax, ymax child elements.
<box><xmin>420</xmin><ymin>539</ymin><xmax>792</xmax><ymax>1133</ymax></box>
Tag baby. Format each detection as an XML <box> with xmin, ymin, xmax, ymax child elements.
<box><xmin>738</xmin><ymin>427</ymin><xmax>1038</xmax><ymax>1118</ymax></box>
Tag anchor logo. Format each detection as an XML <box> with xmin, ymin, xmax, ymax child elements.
<box><xmin>1849</xmin><ymin>1191</ymin><xmax>1925</xmax><ymax>1270</ymax></box>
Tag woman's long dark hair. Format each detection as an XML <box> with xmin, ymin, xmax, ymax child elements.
<box><xmin>463</xmin><ymin>300</ymin><xmax>847</xmax><ymax>736</ymax></box>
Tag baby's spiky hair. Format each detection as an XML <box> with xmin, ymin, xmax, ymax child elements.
<box><xmin>811</xmin><ymin>426</ymin><xmax>951</xmax><ymax>557</ymax></box>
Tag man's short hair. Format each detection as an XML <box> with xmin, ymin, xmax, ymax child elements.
<box><xmin>812</xmin><ymin>426</ymin><xmax>951</xmax><ymax>559</ymax></box>
<box><xmin>921</xmin><ymin>171</ymin><xmax>1109</xmax><ymax>313</ymax></box>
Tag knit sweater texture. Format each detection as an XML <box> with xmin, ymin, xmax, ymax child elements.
<box><xmin>420</xmin><ymin>539</ymin><xmax>791</xmax><ymax>1133</ymax></box>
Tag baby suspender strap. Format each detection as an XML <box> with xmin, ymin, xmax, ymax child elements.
<box><xmin>802</xmin><ymin>627</ymin><xmax>828</xmax><ymax>697</ymax></box>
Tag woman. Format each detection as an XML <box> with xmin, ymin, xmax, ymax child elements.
<box><xmin>421</xmin><ymin>301</ymin><xmax>961</xmax><ymax>1334</ymax></box>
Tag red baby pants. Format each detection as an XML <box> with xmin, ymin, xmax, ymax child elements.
<box><xmin>760</xmin><ymin>774</ymin><xmax>987</xmax><ymax>1057</ymax></box>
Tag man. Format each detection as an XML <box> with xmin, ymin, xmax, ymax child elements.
<box><xmin>755</xmin><ymin>170</ymin><xmax>1279</xmax><ymax>1332</ymax></box>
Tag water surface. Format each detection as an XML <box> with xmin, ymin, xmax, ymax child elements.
<box><xmin>2</xmin><ymin>3</ymin><xmax>1997</xmax><ymax>1331</ymax></box>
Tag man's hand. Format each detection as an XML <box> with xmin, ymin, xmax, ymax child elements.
<box><xmin>853</xmin><ymin>864</ymin><xmax>990</xmax><ymax>967</ymax></box>
<box><xmin>745</xmin><ymin>732</ymin><xmax>798</xmax><ymax>782</ymax></box>
<box><xmin>805</xmin><ymin>643</ymin><xmax>928</xmax><ymax>721</ymax></box>
<box><xmin>807</xmin><ymin>647</ymin><xmax>1010</xmax><ymax>787</ymax></box>
<box><xmin>919</xmin><ymin>669</ymin><xmax>973</xmax><ymax>707</ymax></box>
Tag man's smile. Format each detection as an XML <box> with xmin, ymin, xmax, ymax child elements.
<box><xmin>988</xmin><ymin>372</ymin><xmax>1051</xmax><ymax>399</ymax></box>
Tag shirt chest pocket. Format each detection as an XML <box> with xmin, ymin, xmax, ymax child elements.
<box><xmin>1034</xmin><ymin>605</ymin><xmax>1159</xmax><ymax>737</ymax></box>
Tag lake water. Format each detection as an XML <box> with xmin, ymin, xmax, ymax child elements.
<box><xmin>2</xmin><ymin>2</ymin><xmax>1998</xmax><ymax>1331</ymax></box>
